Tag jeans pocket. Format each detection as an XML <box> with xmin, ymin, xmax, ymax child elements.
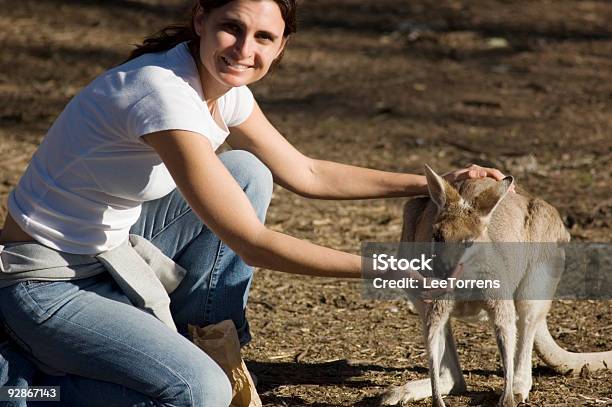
<box><xmin>18</xmin><ymin>281</ymin><xmax>80</xmax><ymax>324</ymax></box>
<box><xmin>22</xmin><ymin>280</ymin><xmax>56</xmax><ymax>291</ymax></box>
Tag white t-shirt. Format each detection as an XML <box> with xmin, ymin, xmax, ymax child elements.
<box><xmin>8</xmin><ymin>42</ymin><xmax>255</xmax><ymax>254</ymax></box>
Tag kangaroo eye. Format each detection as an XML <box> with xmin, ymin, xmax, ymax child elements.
<box><xmin>432</xmin><ymin>230</ymin><xmax>444</xmax><ymax>242</ymax></box>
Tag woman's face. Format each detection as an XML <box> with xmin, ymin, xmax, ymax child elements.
<box><xmin>194</xmin><ymin>0</ymin><xmax>287</xmax><ymax>93</ymax></box>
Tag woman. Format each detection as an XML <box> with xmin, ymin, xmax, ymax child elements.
<box><xmin>0</xmin><ymin>0</ymin><xmax>506</xmax><ymax>405</ymax></box>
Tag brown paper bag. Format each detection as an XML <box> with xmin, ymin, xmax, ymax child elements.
<box><xmin>189</xmin><ymin>320</ymin><xmax>261</xmax><ymax>407</ymax></box>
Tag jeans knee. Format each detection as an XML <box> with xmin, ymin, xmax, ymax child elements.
<box><xmin>195</xmin><ymin>367</ymin><xmax>233</xmax><ymax>407</ymax></box>
<box><xmin>165</xmin><ymin>357</ymin><xmax>232</xmax><ymax>407</ymax></box>
<box><xmin>219</xmin><ymin>150</ymin><xmax>273</xmax><ymax>219</ymax></box>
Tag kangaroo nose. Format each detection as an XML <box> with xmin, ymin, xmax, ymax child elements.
<box><xmin>433</xmin><ymin>231</ymin><xmax>445</xmax><ymax>243</ymax></box>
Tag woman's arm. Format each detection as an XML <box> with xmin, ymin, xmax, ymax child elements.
<box><xmin>227</xmin><ymin>102</ymin><xmax>506</xmax><ymax>200</ymax></box>
<box><xmin>143</xmin><ymin>129</ymin><xmax>361</xmax><ymax>278</ymax></box>
<box><xmin>227</xmin><ymin>102</ymin><xmax>429</xmax><ymax>199</ymax></box>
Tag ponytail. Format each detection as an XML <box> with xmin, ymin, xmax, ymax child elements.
<box><xmin>125</xmin><ymin>3</ymin><xmax>199</xmax><ymax>62</ymax></box>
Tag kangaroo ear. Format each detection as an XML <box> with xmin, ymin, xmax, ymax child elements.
<box><xmin>475</xmin><ymin>176</ymin><xmax>514</xmax><ymax>217</ymax></box>
<box><xmin>424</xmin><ymin>164</ymin><xmax>447</xmax><ymax>209</ymax></box>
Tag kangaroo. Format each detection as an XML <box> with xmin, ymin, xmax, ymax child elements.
<box><xmin>380</xmin><ymin>165</ymin><xmax>612</xmax><ymax>407</ymax></box>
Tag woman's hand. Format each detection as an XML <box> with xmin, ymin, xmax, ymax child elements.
<box><xmin>442</xmin><ymin>163</ymin><xmax>506</xmax><ymax>184</ymax></box>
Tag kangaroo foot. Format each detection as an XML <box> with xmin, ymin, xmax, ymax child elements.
<box><xmin>379</xmin><ymin>378</ymin><xmax>465</xmax><ymax>406</ymax></box>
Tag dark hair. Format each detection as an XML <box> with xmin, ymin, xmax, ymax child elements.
<box><xmin>127</xmin><ymin>0</ymin><xmax>297</xmax><ymax>62</ymax></box>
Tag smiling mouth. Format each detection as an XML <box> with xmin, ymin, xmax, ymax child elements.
<box><xmin>221</xmin><ymin>56</ymin><xmax>252</xmax><ymax>71</ymax></box>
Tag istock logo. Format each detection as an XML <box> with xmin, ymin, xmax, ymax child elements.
<box><xmin>372</xmin><ymin>253</ymin><xmax>434</xmax><ymax>271</ymax></box>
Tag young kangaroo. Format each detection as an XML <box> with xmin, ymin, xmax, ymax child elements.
<box><xmin>380</xmin><ymin>165</ymin><xmax>612</xmax><ymax>407</ymax></box>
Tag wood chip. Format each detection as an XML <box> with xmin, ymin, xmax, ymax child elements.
<box><xmin>295</xmin><ymin>346</ymin><xmax>310</xmax><ymax>363</ymax></box>
<box><xmin>268</xmin><ymin>352</ymin><xmax>294</xmax><ymax>360</ymax></box>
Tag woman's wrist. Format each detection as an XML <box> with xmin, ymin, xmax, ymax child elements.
<box><xmin>404</xmin><ymin>174</ymin><xmax>429</xmax><ymax>197</ymax></box>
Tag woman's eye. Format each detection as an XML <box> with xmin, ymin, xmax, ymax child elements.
<box><xmin>222</xmin><ymin>23</ymin><xmax>240</xmax><ymax>33</ymax></box>
<box><xmin>257</xmin><ymin>34</ymin><xmax>273</xmax><ymax>42</ymax></box>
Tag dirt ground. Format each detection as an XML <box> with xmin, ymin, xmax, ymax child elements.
<box><xmin>0</xmin><ymin>0</ymin><xmax>610</xmax><ymax>405</ymax></box>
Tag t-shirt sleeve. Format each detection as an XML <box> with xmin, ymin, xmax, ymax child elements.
<box><xmin>223</xmin><ymin>86</ymin><xmax>255</xmax><ymax>127</ymax></box>
<box><xmin>126</xmin><ymin>85</ymin><xmax>214</xmax><ymax>141</ymax></box>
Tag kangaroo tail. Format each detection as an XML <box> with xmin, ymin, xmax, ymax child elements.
<box><xmin>534</xmin><ymin>318</ymin><xmax>611</xmax><ymax>374</ymax></box>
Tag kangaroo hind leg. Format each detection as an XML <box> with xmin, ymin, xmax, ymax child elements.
<box><xmin>379</xmin><ymin>316</ymin><xmax>465</xmax><ymax>406</ymax></box>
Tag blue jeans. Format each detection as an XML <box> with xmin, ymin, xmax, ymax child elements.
<box><xmin>0</xmin><ymin>150</ymin><xmax>273</xmax><ymax>406</ymax></box>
